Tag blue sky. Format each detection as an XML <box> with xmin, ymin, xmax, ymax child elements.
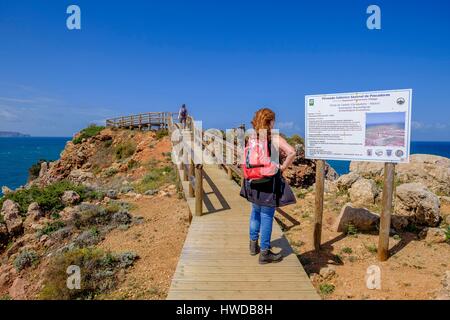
<box><xmin>366</xmin><ymin>112</ymin><xmax>405</xmax><ymax>126</ymax></box>
<box><xmin>0</xmin><ymin>0</ymin><xmax>449</xmax><ymax>140</ymax></box>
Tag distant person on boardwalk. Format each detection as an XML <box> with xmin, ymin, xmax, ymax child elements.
<box><xmin>178</xmin><ymin>104</ymin><xmax>188</xmax><ymax>129</ymax></box>
<box><xmin>240</xmin><ymin>108</ymin><xmax>297</xmax><ymax>264</ymax></box>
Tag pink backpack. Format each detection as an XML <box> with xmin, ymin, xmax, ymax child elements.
<box><xmin>242</xmin><ymin>136</ymin><xmax>278</xmax><ymax>182</ymax></box>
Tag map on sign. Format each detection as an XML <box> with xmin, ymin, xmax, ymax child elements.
<box><xmin>305</xmin><ymin>89</ymin><xmax>412</xmax><ymax>163</ymax></box>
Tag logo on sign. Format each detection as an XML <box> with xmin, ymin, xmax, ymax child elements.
<box><xmin>397</xmin><ymin>97</ymin><xmax>405</xmax><ymax>105</ymax></box>
<box><xmin>309</xmin><ymin>99</ymin><xmax>314</xmax><ymax>106</ymax></box>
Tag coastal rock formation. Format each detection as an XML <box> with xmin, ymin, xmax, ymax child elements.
<box><xmin>1</xmin><ymin>200</ymin><xmax>23</xmax><ymax>235</ymax></box>
<box><xmin>333</xmin><ymin>203</ymin><xmax>380</xmax><ymax>232</ymax></box>
<box><xmin>336</xmin><ymin>172</ymin><xmax>361</xmax><ymax>190</ymax></box>
<box><xmin>61</xmin><ymin>190</ymin><xmax>81</xmax><ymax>206</ymax></box>
<box><xmin>350</xmin><ymin>154</ymin><xmax>450</xmax><ymax>195</ymax></box>
<box><xmin>349</xmin><ymin>178</ymin><xmax>378</xmax><ymax>206</ymax></box>
<box><xmin>395</xmin><ymin>183</ymin><xmax>441</xmax><ymax>227</ymax></box>
<box><xmin>282</xmin><ymin>144</ymin><xmax>338</xmax><ymax>188</ymax></box>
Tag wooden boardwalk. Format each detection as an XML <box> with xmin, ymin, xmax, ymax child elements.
<box><xmin>167</xmin><ymin>164</ymin><xmax>320</xmax><ymax>300</ymax></box>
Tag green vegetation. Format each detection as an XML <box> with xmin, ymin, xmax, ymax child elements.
<box><xmin>39</xmin><ymin>248</ymin><xmax>138</xmax><ymax>300</ymax></box>
<box><xmin>0</xmin><ymin>294</ymin><xmax>11</xmax><ymax>300</ymax></box>
<box><xmin>365</xmin><ymin>243</ymin><xmax>378</xmax><ymax>254</ymax></box>
<box><xmin>40</xmin><ymin>221</ymin><xmax>66</xmax><ymax>236</ymax></box>
<box><xmin>445</xmin><ymin>226</ymin><xmax>450</xmax><ymax>242</ymax></box>
<box><xmin>135</xmin><ymin>165</ymin><xmax>176</xmax><ymax>193</ymax></box>
<box><xmin>345</xmin><ymin>223</ymin><xmax>358</xmax><ymax>236</ymax></box>
<box><xmin>114</xmin><ymin>142</ymin><xmax>136</xmax><ymax>160</ymax></box>
<box><xmin>28</xmin><ymin>159</ymin><xmax>49</xmax><ymax>181</ymax></box>
<box><xmin>73</xmin><ymin>125</ymin><xmax>105</xmax><ymax>144</ymax></box>
<box><xmin>127</xmin><ymin>159</ymin><xmax>139</xmax><ymax>170</ymax></box>
<box><xmin>155</xmin><ymin>129</ymin><xmax>169</xmax><ymax>140</ymax></box>
<box><xmin>319</xmin><ymin>283</ymin><xmax>335</xmax><ymax>295</ymax></box>
<box><xmin>14</xmin><ymin>249</ymin><xmax>39</xmax><ymax>271</ymax></box>
<box><xmin>0</xmin><ymin>180</ymin><xmax>98</xmax><ymax>214</ymax></box>
<box><xmin>341</xmin><ymin>247</ymin><xmax>353</xmax><ymax>254</ymax></box>
<box><xmin>104</xmin><ymin>167</ymin><xmax>118</xmax><ymax>177</ymax></box>
<box><xmin>285</xmin><ymin>134</ymin><xmax>304</xmax><ymax>147</ymax></box>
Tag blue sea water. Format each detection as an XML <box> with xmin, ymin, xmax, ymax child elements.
<box><xmin>0</xmin><ymin>137</ymin><xmax>70</xmax><ymax>195</ymax></box>
<box><xmin>328</xmin><ymin>141</ymin><xmax>450</xmax><ymax>175</ymax></box>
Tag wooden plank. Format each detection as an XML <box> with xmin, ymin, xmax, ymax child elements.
<box><xmin>167</xmin><ymin>290</ymin><xmax>320</xmax><ymax>300</ymax></box>
<box><xmin>313</xmin><ymin>159</ymin><xmax>325</xmax><ymax>252</ymax></box>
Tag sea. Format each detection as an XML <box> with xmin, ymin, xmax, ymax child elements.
<box><xmin>0</xmin><ymin>138</ymin><xmax>449</xmax><ymax>196</ymax></box>
<box><xmin>0</xmin><ymin>137</ymin><xmax>70</xmax><ymax>196</ymax></box>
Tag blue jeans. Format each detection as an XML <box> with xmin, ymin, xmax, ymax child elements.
<box><xmin>249</xmin><ymin>203</ymin><xmax>275</xmax><ymax>250</ymax></box>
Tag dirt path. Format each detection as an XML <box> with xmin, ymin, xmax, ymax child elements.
<box><xmin>278</xmin><ymin>192</ymin><xmax>450</xmax><ymax>300</ymax></box>
<box><xmin>98</xmin><ymin>193</ymin><xmax>190</xmax><ymax>300</ymax></box>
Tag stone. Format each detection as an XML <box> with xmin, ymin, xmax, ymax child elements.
<box><xmin>446</xmin><ymin>215</ymin><xmax>450</xmax><ymax>225</ymax></box>
<box><xmin>0</xmin><ymin>223</ymin><xmax>9</xmax><ymax>246</ymax></box>
<box><xmin>349</xmin><ymin>178</ymin><xmax>378</xmax><ymax>206</ymax></box>
<box><xmin>351</xmin><ymin>154</ymin><xmax>450</xmax><ymax>195</ymax></box>
<box><xmin>440</xmin><ymin>196</ymin><xmax>450</xmax><ymax>206</ymax></box>
<box><xmin>106</xmin><ymin>190</ymin><xmax>118</xmax><ymax>199</ymax></box>
<box><xmin>26</xmin><ymin>202</ymin><xmax>43</xmax><ymax>221</ymax></box>
<box><xmin>336</xmin><ymin>172</ymin><xmax>361</xmax><ymax>190</ymax></box>
<box><xmin>1</xmin><ymin>200</ymin><xmax>23</xmax><ymax>234</ymax></box>
<box><xmin>391</xmin><ymin>215</ymin><xmax>409</xmax><ymax>231</ymax></box>
<box><xmin>333</xmin><ymin>203</ymin><xmax>380</xmax><ymax>232</ymax></box>
<box><xmin>59</xmin><ymin>207</ymin><xmax>80</xmax><ymax>223</ymax></box>
<box><xmin>420</xmin><ymin>228</ymin><xmax>447</xmax><ymax>244</ymax></box>
<box><xmin>8</xmin><ymin>277</ymin><xmax>26</xmax><ymax>299</ymax></box>
<box><xmin>395</xmin><ymin>183</ymin><xmax>441</xmax><ymax>227</ymax></box>
<box><xmin>38</xmin><ymin>161</ymin><xmax>49</xmax><ymax>178</ymax></box>
<box><xmin>1</xmin><ymin>186</ymin><xmax>13</xmax><ymax>195</ymax></box>
<box><xmin>61</xmin><ymin>190</ymin><xmax>81</xmax><ymax>206</ymax></box>
<box><xmin>319</xmin><ymin>266</ymin><xmax>336</xmax><ymax>279</ymax></box>
<box><xmin>144</xmin><ymin>189</ymin><xmax>158</xmax><ymax>196</ymax></box>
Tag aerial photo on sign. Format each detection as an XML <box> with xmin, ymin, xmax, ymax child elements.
<box><xmin>305</xmin><ymin>89</ymin><xmax>412</xmax><ymax>163</ymax></box>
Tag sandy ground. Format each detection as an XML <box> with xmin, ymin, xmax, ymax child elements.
<box><xmin>98</xmin><ymin>193</ymin><xmax>190</xmax><ymax>300</ymax></box>
<box><xmin>278</xmin><ymin>192</ymin><xmax>450</xmax><ymax>300</ymax></box>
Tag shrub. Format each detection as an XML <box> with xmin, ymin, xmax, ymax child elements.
<box><xmin>155</xmin><ymin>129</ymin><xmax>169</xmax><ymax>140</ymax></box>
<box><xmin>127</xmin><ymin>159</ymin><xmax>139</xmax><ymax>170</ymax></box>
<box><xmin>0</xmin><ymin>181</ymin><xmax>97</xmax><ymax>214</ymax></box>
<box><xmin>365</xmin><ymin>243</ymin><xmax>378</xmax><ymax>254</ymax></box>
<box><xmin>341</xmin><ymin>247</ymin><xmax>353</xmax><ymax>254</ymax></box>
<box><xmin>134</xmin><ymin>165</ymin><xmax>176</xmax><ymax>193</ymax></box>
<box><xmin>104</xmin><ymin>168</ymin><xmax>118</xmax><ymax>177</ymax></box>
<box><xmin>445</xmin><ymin>226</ymin><xmax>450</xmax><ymax>242</ymax></box>
<box><xmin>28</xmin><ymin>159</ymin><xmax>48</xmax><ymax>181</ymax></box>
<box><xmin>73</xmin><ymin>125</ymin><xmax>105</xmax><ymax>144</ymax></box>
<box><xmin>40</xmin><ymin>221</ymin><xmax>66</xmax><ymax>236</ymax></box>
<box><xmin>74</xmin><ymin>204</ymin><xmax>110</xmax><ymax>229</ymax></box>
<box><xmin>14</xmin><ymin>250</ymin><xmax>39</xmax><ymax>271</ymax></box>
<box><xmin>286</xmin><ymin>134</ymin><xmax>304</xmax><ymax>147</ymax></box>
<box><xmin>319</xmin><ymin>283</ymin><xmax>335</xmax><ymax>295</ymax></box>
<box><xmin>114</xmin><ymin>142</ymin><xmax>136</xmax><ymax>160</ymax></box>
<box><xmin>345</xmin><ymin>223</ymin><xmax>358</xmax><ymax>236</ymax></box>
<box><xmin>39</xmin><ymin>248</ymin><xmax>138</xmax><ymax>300</ymax></box>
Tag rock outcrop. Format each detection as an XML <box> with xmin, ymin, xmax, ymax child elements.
<box><xmin>1</xmin><ymin>200</ymin><xmax>23</xmax><ymax>235</ymax></box>
<box><xmin>395</xmin><ymin>183</ymin><xmax>441</xmax><ymax>227</ymax></box>
<box><xmin>349</xmin><ymin>178</ymin><xmax>378</xmax><ymax>206</ymax></box>
<box><xmin>333</xmin><ymin>203</ymin><xmax>380</xmax><ymax>232</ymax></box>
<box><xmin>350</xmin><ymin>154</ymin><xmax>450</xmax><ymax>195</ymax></box>
<box><xmin>282</xmin><ymin>144</ymin><xmax>338</xmax><ymax>188</ymax></box>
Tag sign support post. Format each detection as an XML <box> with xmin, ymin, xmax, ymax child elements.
<box><xmin>378</xmin><ymin>162</ymin><xmax>396</xmax><ymax>261</ymax></box>
<box><xmin>313</xmin><ymin>159</ymin><xmax>325</xmax><ymax>252</ymax></box>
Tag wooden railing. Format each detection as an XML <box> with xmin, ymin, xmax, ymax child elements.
<box><xmin>169</xmin><ymin>116</ymin><xmax>250</xmax><ymax>217</ymax></box>
<box><xmin>106</xmin><ymin>112</ymin><xmax>176</xmax><ymax>129</ymax></box>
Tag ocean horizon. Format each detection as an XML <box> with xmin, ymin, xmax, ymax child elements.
<box><xmin>0</xmin><ymin>137</ymin><xmax>449</xmax><ymax>196</ymax></box>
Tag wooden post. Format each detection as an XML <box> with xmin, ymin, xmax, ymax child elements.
<box><xmin>195</xmin><ymin>164</ymin><xmax>203</xmax><ymax>216</ymax></box>
<box><xmin>313</xmin><ymin>159</ymin><xmax>325</xmax><ymax>252</ymax></box>
<box><xmin>378</xmin><ymin>162</ymin><xmax>396</xmax><ymax>261</ymax></box>
<box><xmin>189</xmin><ymin>158</ymin><xmax>195</xmax><ymax>197</ymax></box>
<box><xmin>227</xmin><ymin>166</ymin><xmax>233</xmax><ymax>180</ymax></box>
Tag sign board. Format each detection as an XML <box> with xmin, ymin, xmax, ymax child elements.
<box><xmin>305</xmin><ymin>89</ymin><xmax>412</xmax><ymax>163</ymax></box>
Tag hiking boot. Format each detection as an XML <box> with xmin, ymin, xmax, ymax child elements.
<box><xmin>249</xmin><ymin>240</ymin><xmax>260</xmax><ymax>256</ymax></box>
<box><xmin>259</xmin><ymin>249</ymin><xmax>283</xmax><ymax>264</ymax></box>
